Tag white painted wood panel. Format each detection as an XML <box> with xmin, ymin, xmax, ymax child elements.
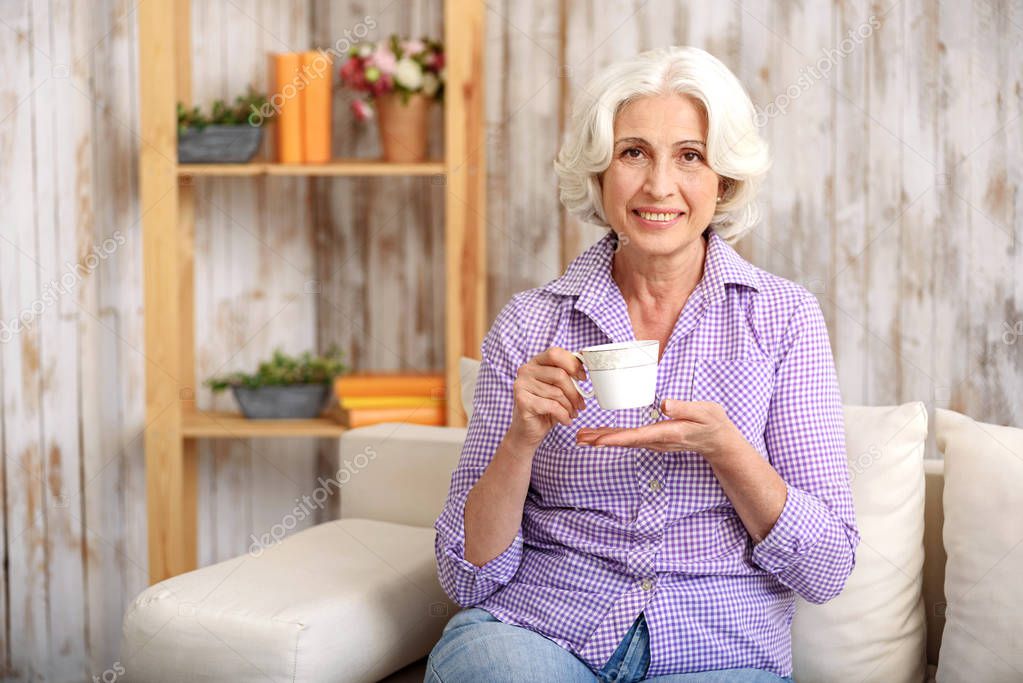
<box><xmin>0</xmin><ymin>2</ymin><xmax>1020</xmax><ymax>680</ymax></box>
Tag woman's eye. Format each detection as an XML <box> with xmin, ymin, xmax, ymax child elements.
<box><xmin>681</xmin><ymin>151</ymin><xmax>703</xmax><ymax>163</ymax></box>
<box><xmin>621</xmin><ymin>147</ymin><xmax>644</xmax><ymax>159</ymax></box>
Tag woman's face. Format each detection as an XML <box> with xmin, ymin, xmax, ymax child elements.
<box><xmin>600</xmin><ymin>93</ymin><xmax>721</xmax><ymax>256</ymax></box>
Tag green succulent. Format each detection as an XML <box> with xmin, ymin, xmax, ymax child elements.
<box><xmin>177</xmin><ymin>86</ymin><xmax>273</xmax><ymax>133</ymax></box>
<box><xmin>205</xmin><ymin>346</ymin><xmax>348</xmax><ymax>392</ymax></box>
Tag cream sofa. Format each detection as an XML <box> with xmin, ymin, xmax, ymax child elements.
<box><xmin>121</xmin><ymin>402</ymin><xmax>1023</xmax><ymax>682</ymax></box>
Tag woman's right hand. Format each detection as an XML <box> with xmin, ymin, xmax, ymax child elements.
<box><xmin>505</xmin><ymin>347</ymin><xmax>588</xmax><ymax>449</ymax></box>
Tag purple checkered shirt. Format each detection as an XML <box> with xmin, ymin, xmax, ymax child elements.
<box><xmin>434</xmin><ymin>227</ymin><xmax>859</xmax><ymax>678</ymax></box>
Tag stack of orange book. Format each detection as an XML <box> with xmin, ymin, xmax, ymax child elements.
<box><xmin>334</xmin><ymin>372</ymin><xmax>446</xmax><ymax>428</ymax></box>
<box><xmin>270</xmin><ymin>51</ymin><xmax>333</xmax><ymax>163</ymax></box>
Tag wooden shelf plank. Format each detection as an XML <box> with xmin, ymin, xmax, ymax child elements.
<box><xmin>177</xmin><ymin>158</ymin><xmax>446</xmax><ymax>177</ymax></box>
<box><xmin>182</xmin><ymin>411</ymin><xmax>346</xmax><ymax>438</ymax></box>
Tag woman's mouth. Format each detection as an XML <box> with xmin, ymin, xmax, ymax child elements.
<box><xmin>631</xmin><ymin>209</ymin><xmax>684</xmax><ymax>228</ymax></box>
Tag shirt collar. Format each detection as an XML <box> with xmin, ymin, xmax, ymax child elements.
<box><xmin>541</xmin><ymin>227</ymin><xmax>761</xmax><ymax>303</ymax></box>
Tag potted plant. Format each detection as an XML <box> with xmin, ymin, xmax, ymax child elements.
<box><xmin>339</xmin><ymin>34</ymin><xmax>445</xmax><ymax>162</ymax></box>
<box><xmin>177</xmin><ymin>87</ymin><xmax>272</xmax><ymax>163</ymax></box>
<box><xmin>205</xmin><ymin>347</ymin><xmax>348</xmax><ymax>420</ymax></box>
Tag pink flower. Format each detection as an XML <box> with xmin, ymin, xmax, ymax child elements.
<box><xmin>369</xmin><ymin>44</ymin><xmax>397</xmax><ymax>75</ymax></box>
<box><xmin>402</xmin><ymin>39</ymin><xmax>425</xmax><ymax>56</ymax></box>
<box><xmin>351</xmin><ymin>99</ymin><xmax>373</xmax><ymax>121</ymax></box>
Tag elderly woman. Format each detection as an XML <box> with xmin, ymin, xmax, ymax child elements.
<box><xmin>426</xmin><ymin>46</ymin><xmax>858</xmax><ymax>683</ymax></box>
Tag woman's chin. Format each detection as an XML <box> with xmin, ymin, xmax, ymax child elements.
<box><xmin>615</xmin><ymin>220</ymin><xmax>709</xmax><ymax>260</ymax></box>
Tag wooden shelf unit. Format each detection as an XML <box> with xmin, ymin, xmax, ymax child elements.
<box><xmin>137</xmin><ymin>0</ymin><xmax>486</xmax><ymax>583</ymax></box>
<box><xmin>177</xmin><ymin>158</ymin><xmax>446</xmax><ymax>177</ymax></box>
<box><xmin>182</xmin><ymin>411</ymin><xmax>348</xmax><ymax>439</ymax></box>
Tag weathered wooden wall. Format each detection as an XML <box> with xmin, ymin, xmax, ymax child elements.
<box><xmin>0</xmin><ymin>0</ymin><xmax>1019</xmax><ymax>680</ymax></box>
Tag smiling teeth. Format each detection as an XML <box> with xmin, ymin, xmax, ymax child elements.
<box><xmin>637</xmin><ymin>211</ymin><xmax>680</xmax><ymax>221</ymax></box>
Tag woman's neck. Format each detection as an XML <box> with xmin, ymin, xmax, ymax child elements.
<box><xmin>611</xmin><ymin>232</ymin><xmax>707</xmax><ymax>309</ymax></box>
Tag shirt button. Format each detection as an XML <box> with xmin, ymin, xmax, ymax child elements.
<box><xmin>648</xmin><ymin>479</ymin><xmax>662</xmax><ymax>492</ymax></box>
<box><xmin>640</xmin><ymin>578</ymin><xmax>655</xmax><ymax>591</ymax></box>
<box><xmin>648</xmin><ymin>406</ymin><xmax>660</xmax><ymax>420</ymax></box>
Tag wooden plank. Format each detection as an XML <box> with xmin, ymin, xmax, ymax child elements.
<box><xmin>682</xmin><ymin>3</ymin><xmax>739</xmax><ymax>69</ymax></box>
<box><xmin>898</xmin><ymin>0</ymin><xmax>940</xmax><ymax>451</ymax></box>
<box><xmin>183</xmin><ymin>412</ymin><xmax>345</xmax><ymax>438</ymax></box>
<box><xmin>1</xmin><ymin>1</ymin><xmax>49</xmax><ymax>675</ymax></box>
<box><xmin>485</xmin><ymin>0</ymin><xmax>562</xmax><ymax>327</ymax></box>
<box><xmin>768</xmin><ymin>0</ymin><xmax>835</xmax><ymax>327</ymax></box>
<box><xmin>138</xmin><ymin>0</ymin><xmax>191</xmax><ymax>583</ymax></box>
<box><xmin>176</xmin><ymin>0</ymin><xmax>201</xmax><ymax>599</ymax></box>
<box><xmin>38</xmin><ymin>0</ymin><xmax>90</xmax><ymax>677</ymax></box>
<box><xmin>445</xmin><ymin>0</ymin><xmax>488</xmax><ymax>425</ymax></box>
<box><xmin>736</xmin><ymin>2</ymin><xmax>777</xmax><ymax>272</ymax></box>
<box><xmin>829</xmin><ymin>0</ymin><xmax>871</xmax><ymax>406</ymax></box>
<box><xmin>1009</xmin><ymin>1</ymin><xmax>1023</xmax><ymax>431</ymax></box>
<box><xmin>81</xmin><ymin>0</ymin><xmax>151</xmax><ymax>671</ymax></box>
<box><xmin>862</xmin><ymin>0</ymin><xmax>904</xmax><ymax>406</ymax></box>
<box><xmin>964</xmin><ymin>0</ymin><xmax>1020</xmax><ymax>426</ymax></box>
<box><xmin>178</xmin><ymin>159</ymin><xmax>446</xmax><ymax>176</ymax></box>
<box><xmin>932</xmin><ymin>6</ymin><xmax>973</xmax><ymax>419</ymax></box>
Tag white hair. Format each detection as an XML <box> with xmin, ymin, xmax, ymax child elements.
<box><xmin>554</xmin><ymin>46</ymin><xmax>770</xmax><ymax>243</ymax></box>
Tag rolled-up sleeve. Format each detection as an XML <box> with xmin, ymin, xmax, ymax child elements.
<box><xmin>434</xmin><ymin>297</ymin><xmax>526</xmax><ymax>607</ymax></box>
<box><xmin>751</xmin><ymin>294</ymin><xmax>860</xmax><ymax>604</ymax></box>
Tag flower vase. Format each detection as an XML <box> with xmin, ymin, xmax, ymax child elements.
<box><xmin>375</xmin><ymin>92</ymin><xmax>432</xmax><ymax>162</ymax></box>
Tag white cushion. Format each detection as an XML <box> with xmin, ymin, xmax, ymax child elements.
<box><xmin>935</xmin><ymin>409</ymin><xmax>1023</xmax><ymax>682</ymax></box>
<box><xmin>121</xmin><ymin>519</ymin><xmax>455</xmax><ymax>683</ymax></box>
<box><xmin>459</xmin><ymin>356</ymin><xmax>480</xmax><ymax>421</ymax></box>
<box><xmin>792</xmin><ymin>402</ymin><xmax>927</xmax><ymax>683</ymax></box>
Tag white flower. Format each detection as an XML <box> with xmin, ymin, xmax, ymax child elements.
<box><xmin>357</xmin><ymin>43</ymin><xmax>373</xmax><ymax>58</ymax></box>
<box><xmin>394</xmin><ymin>57</ymin><xmax>423</xmax><ymax>90</ymax></box>
<box><xmin>421</xmin><ymin>72</ymin><xmax>439</xmax><ymax>97</ymax></box>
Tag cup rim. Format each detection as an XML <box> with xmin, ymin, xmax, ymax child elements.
<box><xmin>579</xmin><ymin>339</ymin><xmax>658</xmax><ymax>354</ymax></box>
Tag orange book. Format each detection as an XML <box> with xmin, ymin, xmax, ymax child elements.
<box><xmin>301</xmin><ymin>50</ymin><xmax>332</xmax><ymax>163</ymax></box>
<box><xmin>271</xmin><ymin>52</ymin><xmax>303</xmax><ymax>163</ymax></box>
<box><xmin>340</xmin><ymin>404</ymin><xmax>446</xmax><ymax>428</ymax></box>
<box><xmin>335</xmin><ymin>373</ymin><xmax>445</xmax><ymax>399</ymax></box>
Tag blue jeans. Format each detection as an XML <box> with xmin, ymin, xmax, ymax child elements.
<box><xmin>425</xmin><ymin>607</ymin><xmax>795</xmax><ymax>683</ymax></box>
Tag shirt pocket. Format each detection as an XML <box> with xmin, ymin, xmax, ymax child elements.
<box><xmin>690</xmin><ymin>357</ymin><xmax>775</xmax><ymax>453</ymax></box>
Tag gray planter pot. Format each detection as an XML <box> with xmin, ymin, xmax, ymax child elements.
<box><xmin>178</xmin><ymin>125</ymin><xmax>262</xmax><ymax>163</ymax></box>
<box><xmin>231</xmin><ymin>383</ymin><xmax>331</xmax><ymax>419</ymax></box>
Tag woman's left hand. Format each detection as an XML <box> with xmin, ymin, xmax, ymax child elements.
<box><xmin>575</xmin><ymin>398</ymin><xmax>742</xmax><ymax>462</ymax></box>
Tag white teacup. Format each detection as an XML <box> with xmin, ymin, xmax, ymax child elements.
<box><xmin>570</xmin><ymin>340</ymin><xmax>659</xmax><ymax>410</ymax></box>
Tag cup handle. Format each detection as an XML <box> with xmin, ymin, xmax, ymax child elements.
<box><xmin>570</xmin><ymin>352</ymin><xmax>595</xmax><ymax>399</ymax></box>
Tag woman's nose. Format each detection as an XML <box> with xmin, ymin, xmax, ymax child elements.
<box><xmin>643</xmin><ymin>158</ymin><xmax>675</xmax><ymax>199</ymax></box>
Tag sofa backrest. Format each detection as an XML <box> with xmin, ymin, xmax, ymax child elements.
<box><xmin>337</xmin><ymin>398</ymin><xmax>949</xmax><ymax>669</ymax></box>
<box><xmin>338</xmin><ymin>422</ymin><xmax>468</xmax><ymax>528</ymax></box>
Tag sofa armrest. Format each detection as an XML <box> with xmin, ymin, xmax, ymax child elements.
<box><xmin>339</xmin><ymin>422</ymin><xmax>467</xmax><ymax>528</ymax></box>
